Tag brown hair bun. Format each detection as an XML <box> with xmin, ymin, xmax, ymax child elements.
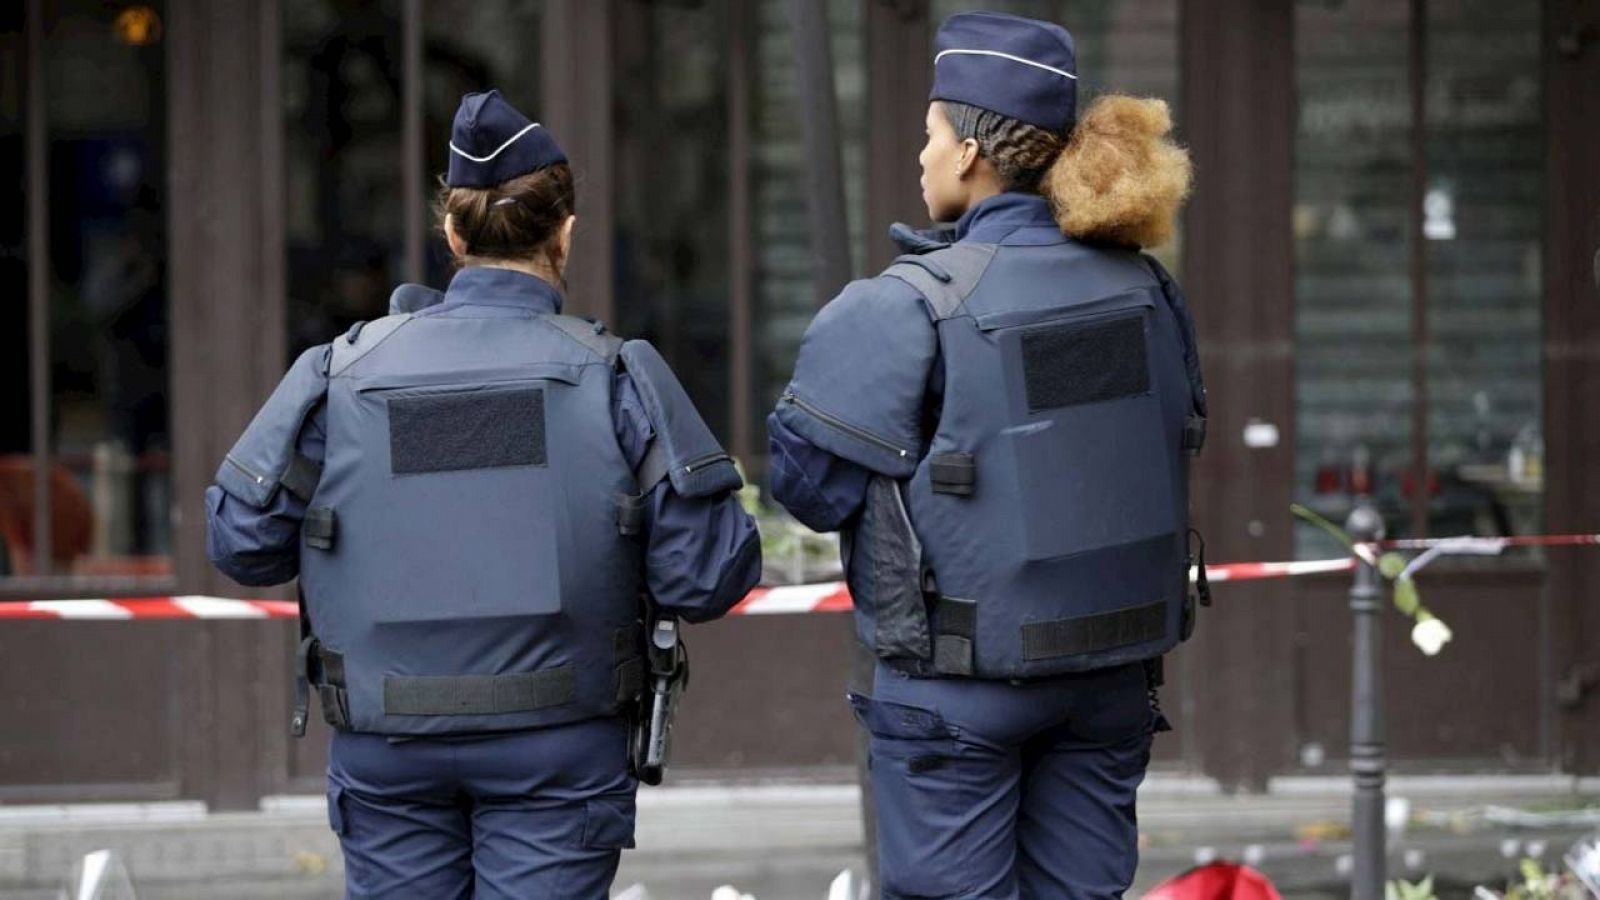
<box><xmin>436</xmin><ymin>163</ymin><xmax>575</xmax><ymax>267</ymax></box>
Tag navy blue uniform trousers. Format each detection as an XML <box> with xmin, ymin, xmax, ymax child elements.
<box><xmin>325</xmin><ymin>717</ymin><xmax>635</xmax><ymax>899</ymax></box>
<box><xmin>854</xmin><ymin>661</ymin><xmax>1157</xmax><ymax>900</ymax></box>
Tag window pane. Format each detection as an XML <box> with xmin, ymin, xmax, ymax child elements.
<box><xmin>613</xmin><ymin>0</ymin><xmax>730</xmax><ymax>439</ymax></box>
<box><xmin>283</xmin><ymin>0</ymin><xmax>405</xmax><ymax>359</ymax></box>
<box><xmin>750</xmin><ymin>0</ymin><xmax>867</xmax><ymax>460</ymax></box>
<box><xmin>927</xmin><ymin>0</ymin><xmax>1182</xmax><ymax>272</ymax></box>
<box><xmin>1294</xmin><ymin>0</ymin><xmax>1415</xmax><ymax>557</ymax></box>
<box><xmin>29</xmin><ymin>0</ymin><xmax>172</xmax><ymax>578</ymax></box>
<box><xmin>0</xmin><ymin>6</ymin><xmax>30</xmax><ymax>576</ymax></box>
<box><xmin>422</xmin><ymin>0</ymin><xmax>543</xmax><ymax>285</ymax></box>
<box><xmin>1423</xmin><ymin>1</ymin><xmax>1543</xmax><ymax>541</ymax></box>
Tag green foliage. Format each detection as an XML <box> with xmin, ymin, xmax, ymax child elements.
<box><xmin>1521</xmin><ymin>859</ymin><xmax>1546</xmax><ymax>886</ymax></box>
<box><xmin>1392</xmin><ymin>577</ymin><xmax>1420</xmax><ymax>616</ymax></box>
<box><xmin>1386</xmin><ymin>875</ymin><xmax>1437</xmax><ymax>900</ymax></box>
<box><xmin>1378</xmin><ymin>552</ymin><xmax>1407</xmax><ymax>579</ymax></box>
<box><xmin>1290</xmin><ymin>503</ymin><xmax>1356</xmax><ymax>552</ymax></box>
<box><xmin>1493</xmin><ymin>856</ymin><xmax>1589</xmax><ymax>900</ymax></box>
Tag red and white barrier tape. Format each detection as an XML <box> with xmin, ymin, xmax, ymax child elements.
<box><xmin>0</xmin><ymin>557</ymin><xmax>1363</xmax><ymax>620</ymax></box>
<box><xmin>1198</xmin><ymin>557</ymin><xmax>1355</xmax><ymax>582</ymax></box>
<box><xmin>0</xmin><ymin>597</ymin><xmax>298</xmax><ymax>620</ymax></box>
<box><xmin>8</xmin><ymin>532</ymin><xmax>1598</xmax><ymax>620</ymax></box>
<box><xmin>1375</xmin><ymin>532</ymin><xmax>1600</xmax><ymax>552</ymax></box>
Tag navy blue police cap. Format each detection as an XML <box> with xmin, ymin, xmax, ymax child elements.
<box><xmin>446</xmin><ymin>90</ymin><xmax>567</xmax><ymax>188</ymax></box>
<box><xmin>930</xmin><ymin>11</ymin><xmax>1078</xmax><ymax>134</ymax></box>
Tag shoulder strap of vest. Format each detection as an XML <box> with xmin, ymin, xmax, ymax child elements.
<box><xmin>329</xmin><ymin>314</ymin><xmax>414</xmax><ymax>378</ymax></box>
<box><xmin>881</xmin><ymin>242</ymin><xmax>999</xmax><ymax>321</ymax></box>
<box><xmin>1141</xmin><ymin>253</ymin><xmax>1209</xmax><ymax>455</ymax></box>
<box><xmin>543</xmin><ymin>314</ymin><xmax>625</xmax><ymax>364</ymax></box>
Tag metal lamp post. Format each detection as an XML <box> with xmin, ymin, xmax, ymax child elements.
<box><xmin>1346</xmin><ymin>501</ymin><xmax>1387</xmax><ymax>898</ymax></box>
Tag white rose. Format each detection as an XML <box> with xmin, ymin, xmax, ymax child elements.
<box><xmin>1411</xmin><ymin>613</ymin><xmax>1453</xmax><ymax>656</ymax></box>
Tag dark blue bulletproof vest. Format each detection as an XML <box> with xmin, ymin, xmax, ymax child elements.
<box><xmin>297</xmin><ymin>310</ymin><xmax>644</xmax><ymax>736</ymax></box>
<box><xmin>873</xmin><ymin>236</ymin><xmax>1205</xmax><ymax>679</ymax></box>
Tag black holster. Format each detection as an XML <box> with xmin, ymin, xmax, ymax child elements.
<box><xmin>629</xmin><ymin>614</ymin><xmax>687</xmax><ymax>786</ymax></box>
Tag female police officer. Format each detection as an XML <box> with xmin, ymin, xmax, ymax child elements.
<box><xmin>769</xmin><ymin>12</ymin><xmax>1204</xmax><ymax>899</ymax></box>
<box><xmin>207</xmin><ymin>90</ymin><xmax>761</xmax><ymax>899</ymax></box>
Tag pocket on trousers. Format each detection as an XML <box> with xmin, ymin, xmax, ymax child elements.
<box><xmin>849</xmin><ymin>694</ymin><xmax>984</xmax><ymax>898</ymax></box>
<box><xmin>581</xmin><ymin>795</ymin><xmax>637</xmax><ymax>850</ymax></box>
<box><xmin>325</xmin><ymin>787</ymin><xmax>348</xmax><ymax>837</ymax></box>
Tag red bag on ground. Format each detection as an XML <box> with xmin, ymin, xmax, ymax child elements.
<box><xmin>1143</xmin><ymin>862</ymin><xmax>1283</xmax><ymax>900</ymax></box>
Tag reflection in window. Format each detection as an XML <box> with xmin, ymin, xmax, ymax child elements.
<box><xmin>1423</xmin><ymin>1</ymin><xmax>1542</xmax><ymax>540</ymax></box>
<box><xmin>928</xmin><ymin>0</ymin><xmax>1182</xmax><ymax>272</ymax></box>
<box><xmin>752</xmin><ymin>0</ymin><xmax>865</xmax><ymax>455</ymax></box>
<box><xmin>422</xmin><ymin>0</ymin><xmax>543</xmax><ymax>285</ymax></box>
<box><xmin>613</xmin><ymin>0</ymin><xmax>730</xmax><ymax>439</ymax></box>
<box><xmin>1294</xmin><ymin>0</ymin><xmax>1414</xmax><ymax>557</ymax></box>
<box><xmin>0</xmin><ymin>0</ymin><xmax>173</xmax><ymax>579</ymax></box>
<box><xmin>283</xmin><ymin>0</ymin><xmax>404</xmax><ymax>360</ymax></box>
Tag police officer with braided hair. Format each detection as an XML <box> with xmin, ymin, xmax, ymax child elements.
<box><xmin>769</xmin><ymin>12</ymin><xmax>1205</xmax><ymax>898</ymax></box>
<box><xmin>207</xmin><ymin>90</ymin><xmax>760</xmax><ymax>899</ymax></box>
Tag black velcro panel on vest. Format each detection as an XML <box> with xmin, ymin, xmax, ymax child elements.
<box><xmin>1183</xmin><ymin>414</ymin><xmax>1207</xmax><ymax>455</ymax></box>
<box><xmin>933</xmin><ymin>595</ymin><xmax>976</xmax><ymax>677</ymax></box>
<box><xmin>1021</xmin><ymin>600</ymin><xmax>1167</xmax><ymax>661</ymax></box>
<box><xmin>388</xmin><ymin>387</ymin><xmax>546</xmax><ymax>475</ymax></box>
<box><xmin>281</xmin><ymin>453</ymin><xmax>323</xmax><ymax>502</ymax></box>
<box><xmin>1021</xmin><ymin>314</ymin><xmax>1149</xmax><ymax>413</ymax></box>
<box><xmin>928</xmin><ymin>453</ymin><xmax>976</xmax><ymax>496</ymax></box>
<box><xmin>383</xmin><ymin>667</ymin><xmax>577</xmax><ymax>716</ymax></box>
<box><xmin>304</xmin><ymin>507</ymin><xmax>337</xmax><ymax>550</ymax></box>
<box><xmin>616</xmin><ymin>493</ymin><xmax>647</xmax><ymax>536</ymax></box>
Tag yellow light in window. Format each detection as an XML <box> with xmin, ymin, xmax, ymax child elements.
<box><xmin>114</xmin><ymin>6</ymin><xmax>163</xmax><ymax>47</ymax></box>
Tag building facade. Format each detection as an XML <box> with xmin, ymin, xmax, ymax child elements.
<box><xmin>2</xmin><ymin>0</ymin><xmax>1598</xmax><ymax>809</ymax></box>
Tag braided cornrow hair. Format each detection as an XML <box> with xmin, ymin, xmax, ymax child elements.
<box><xmin>941</xmin><ymin>101</ymin><xmax>1067</xmax><ymax>195</ymax></box>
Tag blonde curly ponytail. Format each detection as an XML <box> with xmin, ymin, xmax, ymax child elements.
<box><xmin>1045</xmin><ymin>95</ymin><xmax>1191</xmax><ymax>249</ymax></box>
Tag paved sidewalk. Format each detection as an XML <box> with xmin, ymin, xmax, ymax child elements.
<box><xmin>1</xmin><ymin>775</ymin><xmax>1595</xmax><ymax>899</ymax></box>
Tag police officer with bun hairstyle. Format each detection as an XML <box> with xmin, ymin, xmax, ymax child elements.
<box><xmin>207</xmin><ymin>90</ymin><xmax>761</xmax><ymax>899</ymax></box>
<box><xmin>769</xmin><ymin>12</ymin><xmax>1204</xmax><ymax>897</ymax></box>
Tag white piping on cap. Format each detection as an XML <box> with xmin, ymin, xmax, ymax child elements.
<box><xmin>448</xmin><ymin>122</ymin><xmax>543</xmax><ymax>163</ymax></box>
<box><xmin>934</xmin><ymin>48</ymin><xmax>1077</xmax><ymax>80</ymax></box>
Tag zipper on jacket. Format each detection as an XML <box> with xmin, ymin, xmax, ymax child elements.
<box><xmin>224</xmin><ymin>454</ymin><xmax>272</xmax><ymax>488</ymax></box>
<box><xmin>781</xmin><ymin>393</ymin><xmax>911</xmax><ymax>461</ymax></box>
<box><xmin>681</xmin><ymin>451</ymin><xmax>731</xmax><ymax>475</ymax></box>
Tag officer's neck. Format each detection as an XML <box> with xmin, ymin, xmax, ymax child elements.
<box><xmin>949</xmin><ymin>181</ymin><xmax>1003</xmax><ymax>228</ymax></box>
<box><xmin>462</xmin><ymin>258</ymin><xmax>563</xmax><ymax>291</ymax></box>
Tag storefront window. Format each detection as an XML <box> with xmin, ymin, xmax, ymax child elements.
<box><xmin>283</xmin><ymin>0</ymin><xmax>405</xmax><ymax>359</ymax></box>
<box><xmin>1294</xmin><ymin>0</ymin><xmax>1543</xmax><ymax>557</ymax></box>
<box><xmin>1294</xmin><ymin>0</ymin><xmax>1415</xmax><ymax>555</ymax></box>
<box><xmin>0</xmin><ymin>6</ymin><xmax>31</xmax><ymax>576</ymax></box>
<box><xmin>0</xmin><ymin>0</ymin><xmax>173</xmax><ymax>582</ymax></box>
<box><xmin>613</xmin><ymin>0</ymin><xmax>730</xmax><ymax>440</ymax></box>
<box><xmin>751</xmin><ymin>0</ymin><xmax>865</xmax><ymax>453</ymax></box>
<box><xmin>1422</xmin><ymin>1</ymin><xmax>1543</xmax><ymax>539</ymax></box>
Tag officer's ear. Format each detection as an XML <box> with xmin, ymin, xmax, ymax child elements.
<box><xmin>956</xmin><ymin>137</ymin><xmax>982</xmax><ymax>181</ymax></box>
<box><xmin>444</xmin><ymin>213</ymin><xmax>468</xmax><ymax>260</ymax></box>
